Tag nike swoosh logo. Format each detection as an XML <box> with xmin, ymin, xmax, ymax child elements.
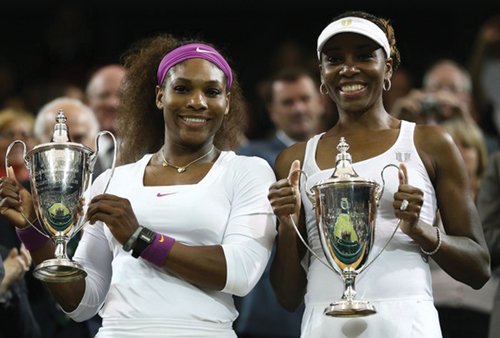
<box><xmin>159</xmin><ymin>235</ymin><xmax>164</xmax><ymax>243</ymax></box>
<box><xmin>196</xmin><ymin>47</ymin><xmax>216</xmax><ymax>54</ymax></box>
<box><xmin>157</xmin><ymin>192</ymin><xmax>178</xmax><ymax>197</ymax></box>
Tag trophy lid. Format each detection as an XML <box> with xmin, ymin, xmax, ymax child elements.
<box><xmin>51</xmin><ymin>109</ymin><xmax>72</xmax><ymax>143</ymax></box>
<box><xmin>26</xmin><ymin>109</ymin><xmax>93</xmax><ymax>158</ymax></box>
<box><xmin>330</xmin><ymin>137</ymin><xmax>359</xmax><ymax>179</ymax></box>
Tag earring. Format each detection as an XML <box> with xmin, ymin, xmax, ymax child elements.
<box><xmin>320</xmin><ymin>82</ymin><xmax>329</xmax><ymax>95</ymax></box>
<box><xmin>383</xmin><ymin>79</ymin><xmax>392</xmax><ymax>91</ymax></box>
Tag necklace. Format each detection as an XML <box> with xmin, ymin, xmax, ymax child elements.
<box><xmin>159</xmin><ymin>145</ymin><xmax>215</xmax><ymax>173</ymax></box>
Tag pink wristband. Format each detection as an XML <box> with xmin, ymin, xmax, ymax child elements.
<box><xmin>16</xmin><ymin>220</ymin><xmax>50</xmax><ymax>251</ymax></box>
<box><xmin>140</xmin><ymin>233</ymin><xmax>175</xmax><ymax>267</ymax></box>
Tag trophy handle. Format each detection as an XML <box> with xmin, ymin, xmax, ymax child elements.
<box><xmin>376</xmin><ymin>164</ymin><xmax>407</xmax><ymax>204</ymax></box>
<box><xmin>5</xmin><ymin>140</ymin><xmax>28</xmax><ymax>174</ymax></box>
<box><xmin>359</xmin><ymin>164</ymin><xmax>407</xmax><ymax>273</ymax></box>
<box><xmin>286</xmin><ymin>169</ymin><xmax>339</xmax><ymax>275</ymax></box>
<box><xmin>5</xmin><ymin>140</ymin><xmax>50</xmax><ymax>238</ymax></box>
<box><xmin>91</xmin><ymin>130</ymin><xmax>117</xmax><ymax>194</ymax></box>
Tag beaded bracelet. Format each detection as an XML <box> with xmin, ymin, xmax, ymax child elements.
<box><xmin>15</xmin><ymin>220</ymin><xmax>50</xmax><ymax>251</ymax></box>
<box><xmin>420</xmin><ymin>227</ymin><xmax>442</xmax><ymax>256</ymax></box>
<box><xmin>140</xmin><ymin>233</ymin><xmax>175</xmax><ymax>268</ymax></box>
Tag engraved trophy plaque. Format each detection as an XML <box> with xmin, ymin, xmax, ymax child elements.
<box><xmin>5</xmin><ymin>110</ymin><xmax>116</xmax><ymax>283</ymax></box>
<box><xmin>291</xmin><ymin>137</ymin><xmax>406</xmax><ymax>317</ymax></box>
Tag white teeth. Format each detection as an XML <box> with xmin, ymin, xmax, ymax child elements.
<box><xmin>182</xmin><ymin>117</ymin><xmax>207</xmax><ymax>123</ymax></box>
<box><xmin>341</xmin><ymin>84</ymin><xmax>365</xmax><ymax>92</ymax></box>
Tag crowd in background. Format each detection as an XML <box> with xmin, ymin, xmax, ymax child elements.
<box><xmin>0</xmin><ymin>4</ymin><xmax>500</xmax><ymax>338</ymax></box>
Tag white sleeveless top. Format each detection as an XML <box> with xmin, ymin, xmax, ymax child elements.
<box><xmin>299</xmin><ymin>121</ymin><xmax>442</xmax><ymax>338</ymax></box>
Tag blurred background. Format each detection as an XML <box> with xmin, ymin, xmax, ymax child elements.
<box><xmin>0</xmin><ymin>1</ymin><xmax>498</xmax><ymax>139</ymax></box>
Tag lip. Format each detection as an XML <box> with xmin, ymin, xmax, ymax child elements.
<box><xmin>338</xmin><ymin>82</ymin><xmax>367</xmax><ymax>97</ymax></box>
<box><xmin>178</xmin><ymin>115</ymin><xmax>212</xmax><ymax>128</ymax></box>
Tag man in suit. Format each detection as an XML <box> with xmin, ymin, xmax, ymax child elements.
<box><xmin>477</xmin><ymin>151</ymin><xmax>500</xmax><ymax>338</ymax></box>
<box><xmin>235</xmin><ymin>68</ymin><xmax>325</xmax><ymax>338</ymax></box>
<box><xmin>238</xmin><ymin>68</ymin><xmax>325</xmax><ymax>168</ymax></box>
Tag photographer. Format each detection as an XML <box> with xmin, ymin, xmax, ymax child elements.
<box><xmin>390</xmin><ymin>59</ymin><xmax>473</xmax><ymax>124</ymax></box>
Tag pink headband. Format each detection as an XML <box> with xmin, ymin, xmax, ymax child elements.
<box><xmin>157</xmin><ymin>43</ymin><xmax>232</xmax><ymax>90</ymax></box>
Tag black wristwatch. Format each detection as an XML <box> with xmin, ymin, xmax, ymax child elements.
<box><xmin>131</xmin><ymin>227</ymin><xmax>156</xmax><ymax>258</ymax></box>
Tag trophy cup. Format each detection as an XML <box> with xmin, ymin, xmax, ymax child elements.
<box><xmin>290</xmin><ymin>137</ymin><xmax>406</xmax><ymax>317</ymax></box>
<box><xmin>5</xmin><ymin>110</ymin><xmax>116</xmax><ymax>283</ymax></box>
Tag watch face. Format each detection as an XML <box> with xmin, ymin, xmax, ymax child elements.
<box><xmin>139</xmin><ymin>229</ymin><xmax>155</xmax><ymax>243</ymax></box>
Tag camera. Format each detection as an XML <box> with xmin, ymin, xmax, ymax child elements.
<box><xmin>420</xmin><ymin>95</ymin><xmax>440</xmax><ymax>116</ymax></box>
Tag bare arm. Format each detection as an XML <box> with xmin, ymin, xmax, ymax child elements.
<box><xmin>413</xmin><ymin>125</ymin><xmax>490</xmax><ymax>289</ymax></box>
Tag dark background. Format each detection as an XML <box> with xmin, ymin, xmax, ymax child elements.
<box><xmin>1</xmin><ymin>1</ymin><xmax>499</xmax><ymax>138</ymax></box>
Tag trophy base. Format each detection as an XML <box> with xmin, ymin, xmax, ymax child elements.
<box><xmin>324</xmin><ymin>300</ymin><xmax>377</xmax><ymax>317</ymax></box>
<box><xmin>33</xmin><ymin>258</ymin><xmax>87</xmax><ymax>283</ymax></box>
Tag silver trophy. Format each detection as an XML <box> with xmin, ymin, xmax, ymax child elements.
<box><xmin>290</xmin><ymin>137</ymin><xmax>406</xmax><ymax>317</ymax></box>
<box><xmin>5</xmin><ymin>110</ymin><xmax>116</xmax><ymax>283</ymax></box>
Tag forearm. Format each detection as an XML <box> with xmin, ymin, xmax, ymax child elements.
<box><xmin>270</xmin><ymin>221</ymin><xmax>307</xmax><ymax>311</ymax></box>
<box><xmin>164</xmin><ymin>243</ymin><xmax>227</xmax><ymax>290</ymax></box>
<box><xmin>415</xmin><ymin>224</ymin><xmax>490</xmax><ymax>289</ymax></box>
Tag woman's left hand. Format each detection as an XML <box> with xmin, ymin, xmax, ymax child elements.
<box><xmin>393</xmin><ymin>164</ymin><xmax>425</xmax><ymax>235</ymax></box>
<box><xmin>86</xmin><ymin>194</ymin><xmax>140</xmax><ymax>245</ymax></box>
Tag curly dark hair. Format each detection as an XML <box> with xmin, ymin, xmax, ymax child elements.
<box><xmin>117</xmin><ymin>33</ymin><xmax>247</xmax><ymax>164</ymax></box>
<box><xmin>331</xmin><ymin>11</ymin><xmax>401</xmax><ymax>70</ymax></box>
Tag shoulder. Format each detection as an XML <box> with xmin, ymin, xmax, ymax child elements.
<box><xmin>219</xmin><ymin>152</ymin><xmax>276</xmax><ymax>192</ymax></box>
<box><xmin>414</xmin><ymin>123</ymin><xmax>463</xmax><ymax>182</ymax></box>
<box><xmin>414</xmin><ymin>121</ymin><xmax>453</xmax><ymax>144</ymax></box>
<box><xmin>223</xmin><ymin>151</ymin><xmax>275</xmax><ymax>176</ymax></box>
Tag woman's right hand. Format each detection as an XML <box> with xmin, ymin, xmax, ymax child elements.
<box><xmin>0</xmin><ymin>167</ymin><xmax>35</xmax><ymax>229</ymax></box>
<box><xmin>268</xmin><ymin>160</ymin><xmax>302</xmax><ymax>226</ymax></box>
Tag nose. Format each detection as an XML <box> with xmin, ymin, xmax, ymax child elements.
<box><xmin>291</xmin><ymin>99</ymin><xmax>308</xmax><ymax>115</ymax></box>
<box><xmin>339</xmin><ymin>63</ymin><xmax>359</xmax><ymax>76</ymax></box>
<box><xmin>108</xmin><ymin>94</ymin><xmax>120</xmax><ymax>109</ymax></box>
<box><xmin>187</xmin><ymin>91</ymin><xmax>208</xmax><ymax>111</ymax></box>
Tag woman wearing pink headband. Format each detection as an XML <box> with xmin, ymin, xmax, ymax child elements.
<box><xmin>0</xmin><ymin>33</ymin><xmax>277</xmax><ymax>337</ymax></box>
<box><xmin>268</xmin><ymin>10</ymin><xmax>490</xmax><ymax>338</ymax></box>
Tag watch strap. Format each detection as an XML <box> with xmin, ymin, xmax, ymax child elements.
<box><xmin>132</xmin><ymin>227</ymin><xmax>156</xmax><ymax>258</ymax></box>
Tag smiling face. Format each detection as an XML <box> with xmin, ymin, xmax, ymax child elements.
<box><xmin>156</xmin><ymin>58</ymin><xmax>230</xmax><ymax>149</ymax></box>
<box><xmin>319</xmin><ymin>33</ymin><xmax>392</xmax><ymax>115</ymax></box>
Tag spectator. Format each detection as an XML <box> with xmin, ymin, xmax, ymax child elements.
<box><xmin>0</xmin><ymin>108</ymin><xmax>35</xmax><ymax>181</ymax></box>
<box><xmin>234</xmin><ymin>67</ymin><xmax>325</xmax><ymax>338</ymax></box>
<box><xmin>85</xmin><ymin>64</ymin><xmax>125</xmax><ymax>170</ymax></box>
<box><xmin>238</xmin><ymin>68</ymin><xmax>325</xmax><ymax>167</ymax></box>
<box><xmin>0</xmin><ymin>244</ymin><xmax>41</xmax><ymax>338</ymax></box>
<box><xmin>391</xmin><ymin>59</ymin><xmax>472</xmax><ymax>125</ymax></box>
